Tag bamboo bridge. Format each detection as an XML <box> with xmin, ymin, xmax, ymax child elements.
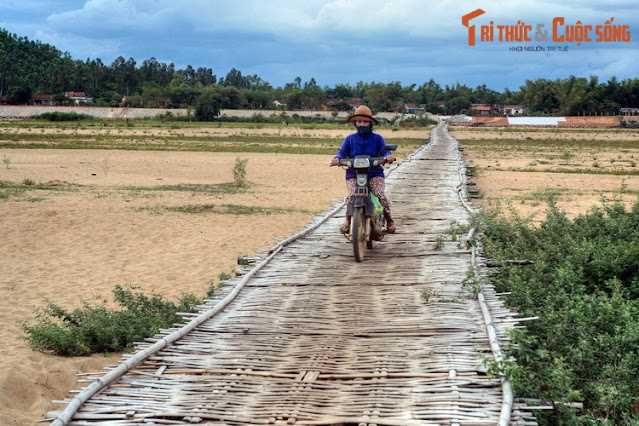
<box><xmin>50</xmin><ymin>123</ymin><xmax>536</xmax><ymax>425</ymax></box>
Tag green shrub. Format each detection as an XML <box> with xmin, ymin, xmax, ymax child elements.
<box><xmin>35</xmin><ymin>112</ymin><xmax>93</xmax><ymax>121</ymax></box>
<box><xmin>481</xmin><ymin>200</ymin><xmax>639</xmax><ymax>424</ymax></box>
<box><xmin>215</xmin><ymin>113</ymin><xmax>344</xmax><ymax>125</ymax></box>
<box><xmin>194</xmin><ymin>90</ymin><xmax>222</xmax><ymax>121</ymax></box>
<box><xmin>233</xmin><ymin>157</ymin><xmax>249</xmax><ymax>188</ymax></box>
<box><xmin>23</xmin><ymin>285</ymin><xmax>205</xmax><ymax>356</ymax></box>
<box><xmin>398</xmin><ymin>116</ymin><xmax>437</xmax><ymax>127</ymax></box>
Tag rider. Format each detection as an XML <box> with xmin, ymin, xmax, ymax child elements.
<box><xmin>329</xmin><ymin>105</ymin><xmax>396</xmax><ymax>235</ymax></box>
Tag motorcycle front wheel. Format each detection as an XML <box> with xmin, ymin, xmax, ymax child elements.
<box><xmin>351</xmin><ymin>208</ymin><xmax>367</xmax><ymax>262</ymax></box>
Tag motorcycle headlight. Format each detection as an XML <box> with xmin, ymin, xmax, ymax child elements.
<box><xmin>353</xmin><ymin>157</ymin><xmax>370</xmax><ymax>168</ymax></box>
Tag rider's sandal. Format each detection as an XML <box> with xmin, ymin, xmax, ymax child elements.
<box><xmin>386</xmin><ymin>221</ymin><xmax>396</xmax><ymax>234</ymax></box>
<box><xmin>340</xmin><ymin>222</ymin><xmax>350</xmax><ymax>235</ymax></box>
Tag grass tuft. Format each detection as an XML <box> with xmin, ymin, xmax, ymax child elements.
<box><xmin>153</xmin><ymin>203</ymin><xmax>313</xmax><ymax>215</ymax></box>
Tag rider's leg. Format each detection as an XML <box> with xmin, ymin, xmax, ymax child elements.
<box><xmin>369</xmin><ymin>176</ymin><xmax>396</xmax><ymax>233</ymax></box>
<box><xmin>341</xmin><ymin>178</ymin><xmax>356</xmax><ymax>233</ymax></box>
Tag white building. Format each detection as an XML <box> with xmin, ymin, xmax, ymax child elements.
<box><xmin>64</xmin><ymin>91</ymin><xmax>94</xmax><ymax>105</ymax></box>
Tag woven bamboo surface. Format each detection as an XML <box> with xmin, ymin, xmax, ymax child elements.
<box><xmin>53</xmin><ymin>124</ymin><xmax>536</xmax><ymax>425</ymax></box>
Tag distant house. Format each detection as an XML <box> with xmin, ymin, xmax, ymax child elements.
<box><xmin>325</xmin><ymin>97</ymin><xmax>367</xmax><ymax>112</ymax></box>
<box><xmin>620</xmin><ymin>107</ymin><xmax>639</xmax><ymax>116</ymax></box>
<box><xmin>343</xmin><ymin>97</ymin><xmax>363</xmax><ymax>110</ymax></box>
<box><xmin>325</xmin><ymin>98</ymin><xmax>355</xmax><ymax>111</ymax></box>
<box><xmin>272</xmin><ymin>100</ymin><xmax>287</xmax><ymax>109</ymax></box>
<box><xmin>500</xmin><ymin>104</ymin><xmax>527</xmax><ymax>116</ymax></box>
<box><xmin>33</xmin><ymin>94</ymin><xmax>56</xmax><ymax>106</ymax></box>
<box><xmin>404</xmin><ymin>103</ymin><xmax>426</xmax><ymax>115</ymax></box>
<box><xmin>470</xmin><ymin>103</ymin><xmax>495</xmax><ymax>116</ymax></box>
<box><xmin>64</xmin><ymin>91</ymin><xmax>93</xmax><ymax>105</ymax></box>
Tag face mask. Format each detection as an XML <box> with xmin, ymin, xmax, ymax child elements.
<box><xmin>356</xmin><ymin>125</ymin><xmax>372</xmax><ymax>135</ymax></box>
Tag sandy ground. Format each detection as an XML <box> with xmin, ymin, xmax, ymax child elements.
<box><xmin>454</xmin><ymin>128</ymin><xmax>639</xmax><ymax>221</ymax></box>
<box><xmin>451</xmin><ymin>128</ymin><xmax>639</xmax><ymax>141</ymax></box>
<box><xmin>0</xmin><ymin>149</ymin><xmax>358</xmax><ymax>425</ymax></box>
<box><xmin>469</xmin><ymin>169</ymin><xmax>639</xmax><ymax>220</ymax></box>
<box><xmin>0</xmin><ymin>125</ymin><xmax>429</xmax><ymax>140</ymax></box>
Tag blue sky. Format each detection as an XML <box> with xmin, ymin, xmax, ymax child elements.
<box><xmin>1</xmin><ymin>0</ymin><xmax>638</xmax><ymax>90</ymax></box>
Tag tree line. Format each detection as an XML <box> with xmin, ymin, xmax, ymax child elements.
<box><xmin>1</xmin><ymin>28</ymin><xmax>639</xmax><ymax>116</ymax></box>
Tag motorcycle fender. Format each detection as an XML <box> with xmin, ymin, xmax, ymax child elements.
<box><xmin>347</xmin><ymin>196</ymin><xmax>373</xmax><ymax>216</ymax></box>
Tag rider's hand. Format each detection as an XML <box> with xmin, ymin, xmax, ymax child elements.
<box><xmin>329</xmin><ymin>157</ymin><xmax>340</xmax><ymax>167</ymax></box>
<box><xmin>384</xmin><ymin>157</ymin><xmax>397</xmax><ymax>165</ymax></box>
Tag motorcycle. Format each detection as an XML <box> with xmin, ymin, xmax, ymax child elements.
<box><xmin>334</xmin><ymin>144</ymin><xmax>397</xmax><ymax>262</ymax></box>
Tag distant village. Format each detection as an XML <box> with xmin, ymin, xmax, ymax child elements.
<box><xmin>14</xmin><ymin>91</ymin><xmax>95</xmax><ymax>106</ymax></box>
<box><xmin>9</xmin><ymin>92</ymin><xmax>636</xmax><ymax>118</ymax></box>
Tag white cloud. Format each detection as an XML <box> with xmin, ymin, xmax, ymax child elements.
<box><xmin>44</xmin><ymin>0</ymin><xmax>639</xmax><ymax>41</ymax></box>
<box><xmin>47</xmin><ymin>0</ymin><xmax>170</xmax><ymax>33</ymax></box>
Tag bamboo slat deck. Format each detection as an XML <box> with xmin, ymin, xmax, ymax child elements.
<box><xmin>51</xmin><ymin>123</ymin><xmax>536</xmax><ymax>425</ymax></box>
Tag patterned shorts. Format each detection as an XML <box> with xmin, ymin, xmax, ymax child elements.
<box><xmin>345</xmin><ymin>176</ymin><xmax>391</xmax><ymax>214</ymax></box>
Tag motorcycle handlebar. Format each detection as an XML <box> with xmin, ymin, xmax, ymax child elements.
<box><xmin>337</xmin><ymin>157</ymin><xmax>391</xmax><ymax>167</ymax></box>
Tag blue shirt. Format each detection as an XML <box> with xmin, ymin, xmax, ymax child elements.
<box><xmin>335</xmin><ymin>132</ymin><xmax>390</xmax><ymax>179</ymax></box>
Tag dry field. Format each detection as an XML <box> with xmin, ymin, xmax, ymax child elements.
<box><xmin>0</xmin><ymin>124</ymin><xmax>428</xmax><ymax>140</ymax></box>
<box><xmin>0</xmin><ymin>123</ymin><xmax>425</xmax><ymax>158</ymax></box>
<box><xmin>451</xmin><ymin>126</ymin><xmax>639</xmax><ymax>221</ymax></box>
<box><xmin>0</xmin><ymin>123</ymin><xmax>428</xmax><ymax>425</ymax></box>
